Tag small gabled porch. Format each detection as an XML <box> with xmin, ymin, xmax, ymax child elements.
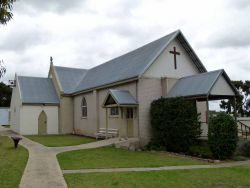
<box><xmin>167</xmin><ymin>69</ymin><xmax>239</xmax><ymax>138</ymax></box>
<box><xmin>101</xmin><ymin>89</ymin><xmax>138</xmax><ymax>139</ymax></box>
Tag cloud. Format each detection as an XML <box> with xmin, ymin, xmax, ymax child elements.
<box><xmin>201</xmin><ymin>28</ymin><xmax>250</xmax><ymax>48</ymax></box>
<box><xmin>0</xmin><ymin>0</ymin><xmax>250</xmax><ymax>93</ymax></box>
<box><xmin>14</xmin><ymin>0</ymin><xmax>85</xmax><ymax>14</ymax></box>
<box><xmin>227</xmin><ymin>0</ymin><xmax>250</xmax><ymax>9</ymax></box>
<box><xmin>0</xmin><ymin>26</ymin><xmax>49</xmax><ymax>52</ymax></box>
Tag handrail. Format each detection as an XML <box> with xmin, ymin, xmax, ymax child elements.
<box><xmin>237</xmin><ymin>120</ymin><xmax>250</xmax><ymax>139</ymax></box>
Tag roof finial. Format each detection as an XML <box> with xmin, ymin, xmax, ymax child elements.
<box><xmin>50</xmin><ymin>56</ymin><xmax>53</xmax><ymax>64</ymax></box>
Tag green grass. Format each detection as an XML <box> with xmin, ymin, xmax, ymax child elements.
<box><xmin>64</xmin><ymin>167</ymin><xmax>250</xmax><ymax>188</ymax></box>
<box><xmin>58</xmin><ymin>147</ymin><xmax>206</xmax><ymax>170</ymax></box>
<box><xmin>0</xmin><ymin>136</ymin><xmax>28</xmax><ymax>188</ymax></box>
<box><xmin>25</xmin><ymin>135</ymin><xmax>96</xmax><ymax>147</ymax></box>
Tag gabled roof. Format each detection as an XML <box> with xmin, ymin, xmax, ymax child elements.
<box><xmin>17</xmin><ymin>76</ymin><xmax>59</xmax><ymax>105</ymax></box>
<box><xmin>54</xmin><ymin>66</ymin><xmax>88</xmax><ymax>94</ymax></box>
<box><xmin>103</xmin><ymin>89</ymin><xmax>138</xmax><ymax>107</ymax></box>
<box><xmin>166</xmin><ymin>69</ymin><xmax>238</xmax><ymax>99</ymax></box>
<box><xmin>73</xmin><ymin>30</ymin><xmax>206</xmax><ymax>94</ymax></box>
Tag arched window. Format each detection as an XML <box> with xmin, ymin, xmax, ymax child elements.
<box><xmin>81</xmin><ymin>97</ymin><xmax>87</xmax><ymax>117</ymax></box>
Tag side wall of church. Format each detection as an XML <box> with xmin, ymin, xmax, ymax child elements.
<box><xmin>19</xmin><ymin>105</ymin><xmax>59</xmax><ymax>135</ymax></box>
<box><xmin>73</xmin><ymin>81</ymin><xmax>138</xmax><ymax>138</ymax></box>
<box><xmin>10</xmin><ymin>77</ymin><xmax>22</xmax><ymax>133</ymax></box>
<box><xmin>60</xmin><ymin>97</ymin><xmax>74</xmax><ymax>134</ymax></box>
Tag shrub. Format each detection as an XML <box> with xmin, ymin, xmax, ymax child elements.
<box><xmin>150</xmin><ymin>97</ymin><xmax>201</xmax><ymax>153</ymax></box>
<box><xmin>208</xmin><ymin>113</ymin><xmax>238</xmax><ymax>160</ymax></box>
<box><xmin>236</xmin><ymin>140</ymin><xmax>250</xmax><ymax>157</ymax></box>
<box><xmin>188</xmin><ymin>145</ymin><xmax>213</xmax><ymax>159</ymax></box>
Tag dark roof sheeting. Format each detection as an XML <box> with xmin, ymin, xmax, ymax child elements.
<box><xmin>107</xmin><ymin>89</ymin><xmax>138</xmax><ymax>105</ymax></box>
<box><xmin>54</xmin><ymin>66</ymin><xmax>88</xmax><ymax>94</ymax></box>
<box><xmin>18</xmin><ymin>76</ymin><xmax>59</xmax><ymax>104</ymax></box>
<box><xmin>167</xmin><ymin>69</ymin><xmax>236</xmax><ymax>98</ymax></box>
<box><xmin>73</xmin><ymin>30</ymin><xmax>206</xmax><ymax>94</ymax></box>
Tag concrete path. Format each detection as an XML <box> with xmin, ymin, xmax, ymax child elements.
<box><xmin>0</xmin><ymin>127</ymin><xmax>123</xmax><ymax>188</ymax></box>
<box><xmin>63</xmin><ymin>160</ymin><xmax>250</xmax><ymax>174</ymax></box>
<box><xmin>19</xmin><ymin>137</ymin><xmax>68</xmax><ymax>188</ymax></box>
<box><xmin>50</xmin><ymin>138</ymin><xmax>125</xmax><ymax>154</ymax></box>
<box><xmin>19</xmin><ymin>137</ymin><xmax>123</xmax><ymax>188</ymax></box>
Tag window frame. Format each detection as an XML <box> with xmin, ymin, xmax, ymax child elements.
<box><xmin>81</xmin><ymin>97</ymin><xmax>87</xmax><ymax>118</ymax></box>
<box><xmin>110</xmin><ymin>107</ymin><xmax>119</xmax><ymax>117</ymax></box>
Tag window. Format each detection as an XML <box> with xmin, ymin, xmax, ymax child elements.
<box><xmin>126</xmin><ymin>108</ymin><xmax>134</xmax><ymax>119</ymax></box>
<box><xmin>81</xmin><ymin>97</ymin><xmax>87</xmax><ymax>117</ymax></box>
<box><xmin>110</xmin><ymin>107</ymin><xmax>119</xmax><ymax>116</ymax></box>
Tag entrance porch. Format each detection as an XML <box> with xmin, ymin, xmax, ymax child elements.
<box><xmin>101</xmin><ymin>89</ymin><xmax>138</xmax><ymax>139</ymax></box>
<box><xmin>167</xmin><ymin>69</ymin><xmax>239</xmax><ymax>138</ymax></box>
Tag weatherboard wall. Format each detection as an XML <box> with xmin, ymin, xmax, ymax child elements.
<box><xmin>143</xmin><ymin>39</ymin><xmax>199</xmax><ymax>78</ymax></box>
<box><xmin>210</xmin><ymin>75</ymin><xmax>235</xmax><ymax>96</ymax></box>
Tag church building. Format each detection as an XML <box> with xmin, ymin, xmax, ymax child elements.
<box><xmin>9</xmin><ymin>30</ymin><xmax>238</xmax><ymax>145</ymax></box>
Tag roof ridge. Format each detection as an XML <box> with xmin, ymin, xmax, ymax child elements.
<box><xmin>54</xmin><ymin>65</ymin><xmax>88</xmax><ymax>71</ymax></box>
<box><xmin>18</xmin><ymin>76</ymin><xmax>50</xmax><ymax>79</ymax></box>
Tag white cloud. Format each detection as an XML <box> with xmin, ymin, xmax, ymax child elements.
<box><xmin>0</xmin><ymin>0</ymin><xmax>249</xmax><ymax>91</ymax></box>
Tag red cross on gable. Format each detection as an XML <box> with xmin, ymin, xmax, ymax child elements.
<box><xmin>169</xmin><ymin>47</ymin><xmax>180</xmax><ymax>69</ymax></box>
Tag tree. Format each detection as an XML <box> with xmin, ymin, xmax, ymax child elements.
<box><xmin>0</xmin><ymin>0</ymin><xmax>16</xmax><ymax>25</ymax></box>
<box><xmin>0</xmin><ymin>60</ymin><xmax>6</xmax><ymax>78</ymax></box>
<box><xmin>220</xmin><ymin>80</ymin><xmax>250</xmax><ymax>117</ymax></box>
<box><xmin>0</xmin><ymin>82</ymin><xmax>11</xmax><ymax>107</ymax></box>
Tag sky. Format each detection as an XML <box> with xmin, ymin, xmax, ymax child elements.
<box><xmin>0</xmin><ymin>0</ymin><xmax>250</xmax><ymax>109</ymax></box>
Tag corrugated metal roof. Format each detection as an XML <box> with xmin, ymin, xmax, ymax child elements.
<box><xmin>18</xmin><ymin>76</ymin><xmax>59</xmax><ymax>104</ymax></box>
<box><xmin>54</xmin><ymin>66</ymin><xmax>87</xmax><ymax>94</ymax></box>
<box><xmin>167</xmin><ymin>69</ymin><xmax>226</xmax><ymax>98</ymax></box>
<box><xmin>107</xmin><ymin>89</ymin><xmax>138</xmax><ymax>106</ymax></box>
<box><xmin>73</xmin><ymin>30</ymin><xmax>207</xmax><ymax>94</ymax></box>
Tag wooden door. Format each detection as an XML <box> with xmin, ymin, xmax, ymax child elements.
<box><xmin>126</xmin><ymin>108</ymin><xmax>134</xmax><ymax>138</ymax></box>
<box><xmin>38</xmin><ymin>111</ymin><xmax>47</xmax><ymax>135</ymax></box>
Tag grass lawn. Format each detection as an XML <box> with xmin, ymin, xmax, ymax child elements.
<box><xmin>58</xmin><ymin>147</ymin><xmax>206</xmax><ymax>170</ymax></box>
<box><xmin>64</xmin><ymin>167</ymin><xmax>250</xmax><ymax>188</ymax></box>
<box><xmin>0</xmin><ymin>136</ymin><xmax>28</xmax><ymax>188</ymax></box>
<box><xmin>25</xmin><ymin>135</ymin><xmax>96</xmax><ymax>147</ymax></box>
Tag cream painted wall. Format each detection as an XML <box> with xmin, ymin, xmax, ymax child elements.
<box><xmin>10</xmin><ymin>77</ymin><xmax>22</xmax><ymax>133</ymax></box>
<box><xmin>60</xmin><ymin>97</ymin><xmax>74</xmax><ymax>134</ymax></box>
<box><xmin>19</xmin><ymin>105</ymin><xmax>58</xmax><ymax>135</ymax></box>
<box><xmin>137</xmin><ymin>77</ymin><xmax>162</xmax><ymax>145</ymax></box>
<box><xmin>144</xmin><ymin>39</ymin><xmax>199</xmax><ymax>78</ymax></box>
<box><xmin>74</xmin><ymin>91</ymin><xmax>96</xmax><ymax>136</ymax></box>
<box><xmin>196</xmin><ymin>101</ymin><xmax>208</xmax><ymax>137</ymax></box>
<box><xmin>210</xmin><ymin>76</ymin><xmax>235</xmax><ymax>96</ymax></box>
<box><xmin>73</xmin><ymin>81</ymin><xmax>138</xmax><ymax>138</ymax></box>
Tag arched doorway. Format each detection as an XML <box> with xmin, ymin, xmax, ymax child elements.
<box><xmin>38</xmin><ymin>111</ymin><xmax>47</xmax><ymax>135</ymax></box>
